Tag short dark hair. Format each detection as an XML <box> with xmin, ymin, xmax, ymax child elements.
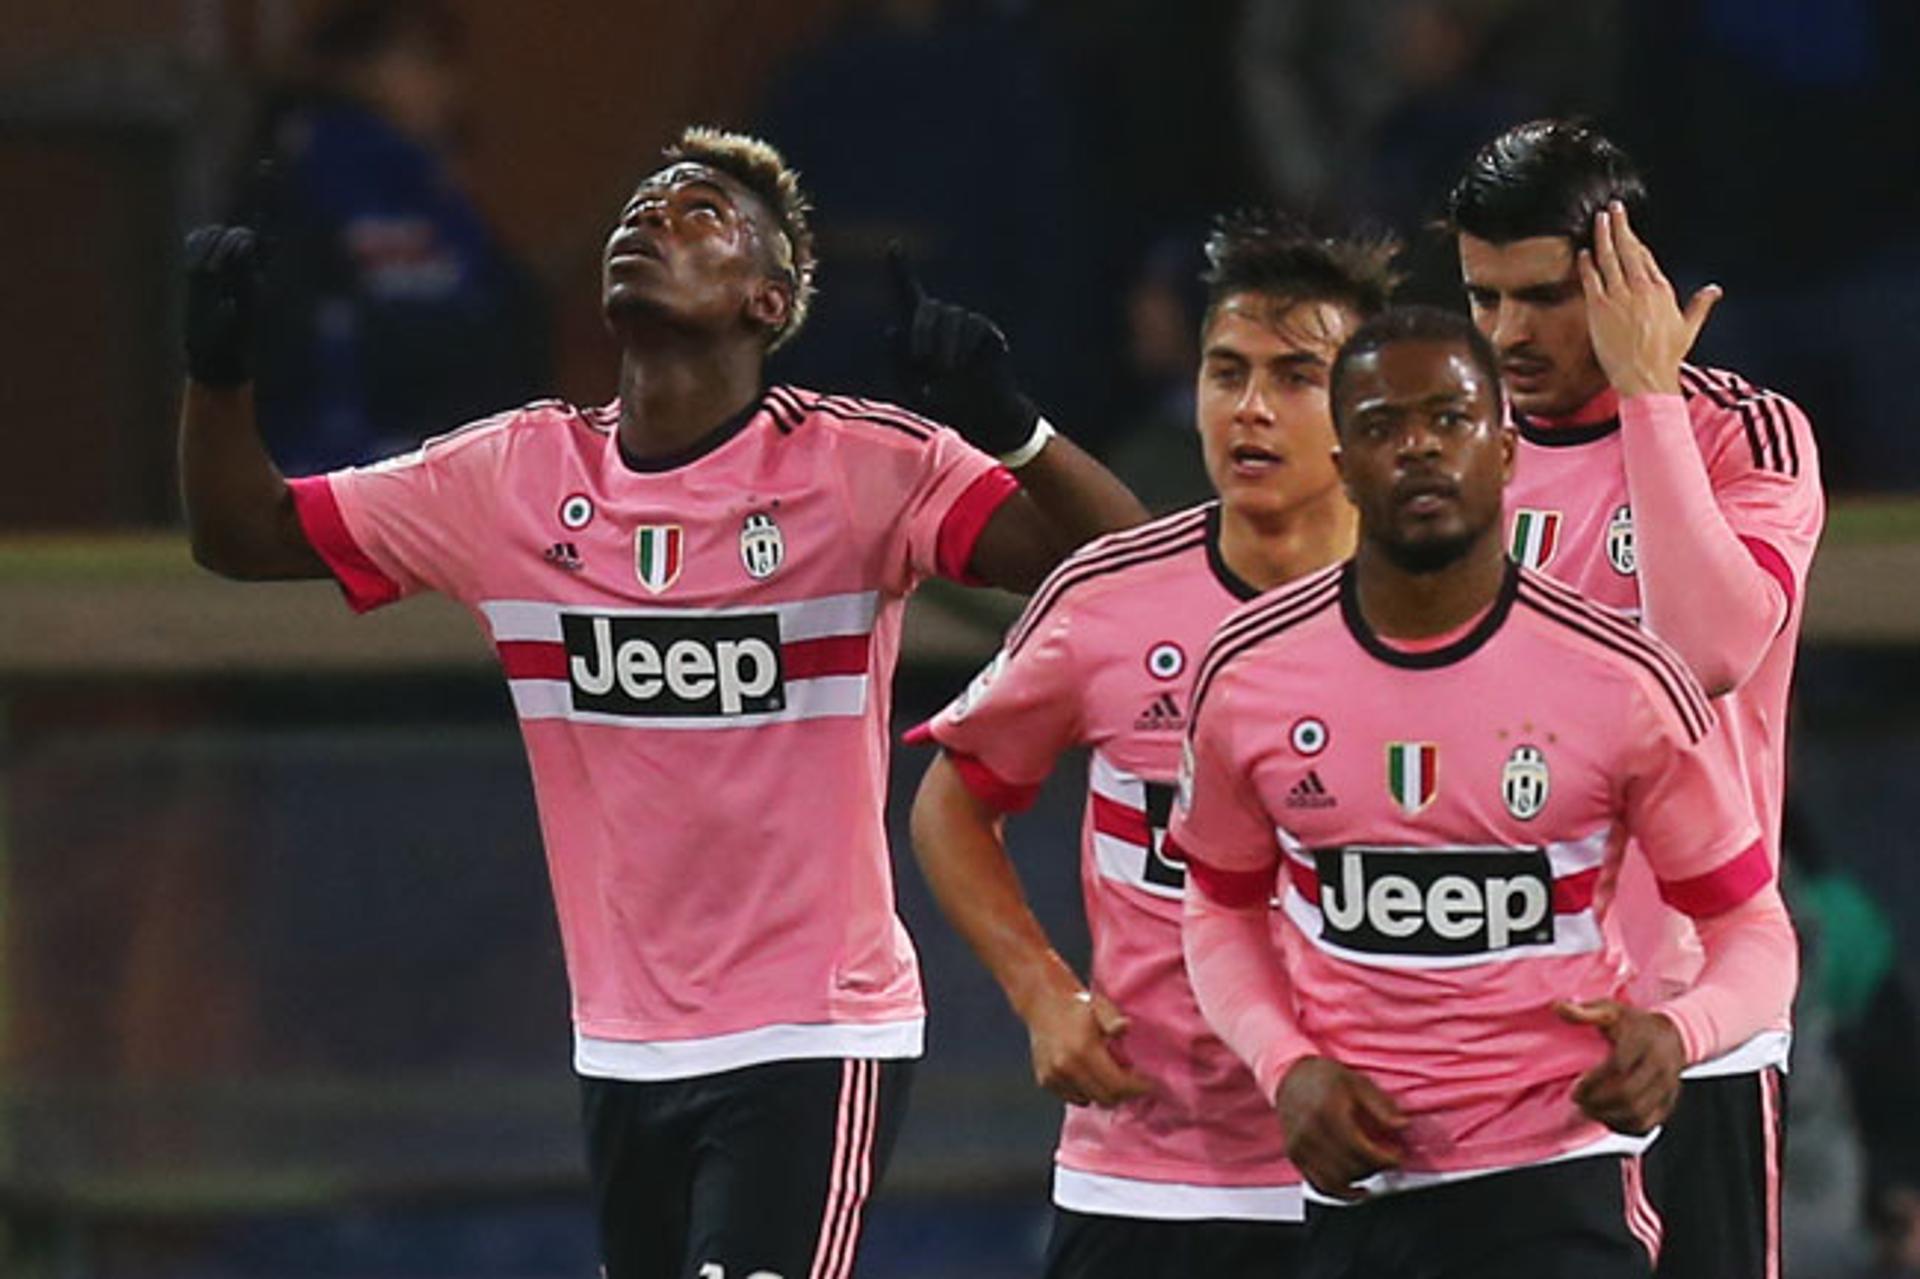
<box><xmin>662</xmin><ymin>126</ymin><xmax>817</xmax><ymax>350</ymax></box>
<box><xmin>1201</xmin><ymin>209</ymin><xmax>1401</xmax><ymax>332</ymax></box>
<box><xmin>1330</xmin><ymin>305</ymin><xmax>1504</xmax><ymax>434</ymax></box>
<box><xmin>1445</xmin><ymin>119</ymin><xmax>1647</xmax><ymax>250</ymax></box>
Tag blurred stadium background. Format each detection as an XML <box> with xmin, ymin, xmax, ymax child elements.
<box><xmin>2</xmin><ymin>1</ymin><xmax>1917</xmax><ymax>1275</ymax></box>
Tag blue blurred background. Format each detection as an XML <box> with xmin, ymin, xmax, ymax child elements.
<box><xmin>2</xmin><ymin>1</ymin><xmax>1918</xmax><ymax>1275</ymax></box>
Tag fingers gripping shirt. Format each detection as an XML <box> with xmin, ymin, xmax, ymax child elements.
<box><xmin>286</xmin><ymin>388</ymin><xmax>1016</xmax><ymax>1079</ymax></box>
<box><xmin>914</xmin><ymin>505</ymin><xmax>1306</xmax><ymax>1218</ymax></box>
<box><xmin>1169</xmin><ymin>561</ymin><xmax>1776</xmax><ymax>1182</ymax></box>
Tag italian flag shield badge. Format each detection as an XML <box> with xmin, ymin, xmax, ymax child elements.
<box><xmin>634</xmin><ymin>524</ymin><xmax>684</xmax><ymax>594</ymax></box>
<box><xmin>1508</xmin><ymin>508</ymin><xmax>1562</xmax><ymax>569</ymax></box>
<box><xmin>1386</xmin><ymin>741</ymin><xmax>1439</xmax><ymax>815</ymax></box>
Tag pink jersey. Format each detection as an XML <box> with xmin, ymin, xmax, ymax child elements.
<box><xmin>1170</xmin><ymin>561</ymin><xmax>1770</xmax><ymax>1185</ymax></box>
<box><xmin>1506</xmin><ymin>367</ymin><xmax>1823</xmax><ymax>1074</ymax></box>
<box><xmin>287</xmin><ymin>387</ymin><xmax>1016</xmax><ymax>1079</ymax></box>
<box><xmin>914</xmin><ymin>504</ymin><xmax>1303</xmax><ymax>1221</ymax></box>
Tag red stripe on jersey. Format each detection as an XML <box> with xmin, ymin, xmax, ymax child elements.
<box><xmin>935</xmin><ymin>466</ymin><xmax>1020</xmax><ymax>584</ymax></box>
<box><xmin>287</xmin><ymin>475</ymin><xmax>403</xmax><ymax>613</ymax></box>
<box><xmin>947</xmin><ymin>750</ymin><xmax>1042</xmax><ymax>814</ymax></box>
<box><xmin>1658</xmin><ymin>838</ymin><xmax>1772</xmax><ymax>918</ymax></box>
<box><xmin>498</xmin><ymin>639</ymin><xmax>568</xmax><ymax>680</ymax></box>
<box><xmin>1740</xmin><ymin>535</ymin><xmax>1797</xmax><ymax>612</ymax></box>
<box><xmin>1182</xmin><ymin>847</ymin><xmax>1275</xmax><ymax>910</ymax></box>
<box><xmin>1552</xmin><ymin>866</ymin><xmax>1602</xmax><ymax>914</ymax></box>
<box><xmin>782</xmin><ymin>634</ymin><xmax>871</xmax><ymax>679</ymax></box>
<box><xmin>1090</xmin><ymin>794</ymin><xmax>1153</xmax><ymax>847</ymax></box>
<box><xmin>1285</xmin><ymin>858</ymin><xmax>1320</xmax><ymax>902</ymax></box>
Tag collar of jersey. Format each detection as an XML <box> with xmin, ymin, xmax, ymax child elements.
<box><xmin>1512</xmin><ymin>387</ymin><xmax>1621</xmax><ymax>448</ymax></box>
<box><xmin>613</xmin><ymin>390</ymin><xmax>768</xmax><ymax>474</ymax></box>
<box><xmin>1203</xmin><ymin>504</ymin><xmax>1263</xmax><ymax>602</ymax></box>
<box><xmin>1339</xmin><ymin>558</ymin><xmax>1520</xmax><ymax>670</ymax></box>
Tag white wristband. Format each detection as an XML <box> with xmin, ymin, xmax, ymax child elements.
<box><xmin>996</xmin><ymin>416</ymin><xmax>1056</xmax><ymax>470</ymax></box>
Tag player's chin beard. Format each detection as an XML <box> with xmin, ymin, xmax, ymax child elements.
<box><xmin>1374</xmin><ymin>528</ymin><xmax>1477</xmax><ymax>575</ymax></box>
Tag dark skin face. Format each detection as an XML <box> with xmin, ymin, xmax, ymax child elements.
<box><xmin>602</xmin><ymin>162</ymin><xmax>792</xmax><ymax>348</ymax></box>
<box><xmin>1333</xmin><ymin>339</ymin><xmax>1513</xmax><ymax>575</ymax></box>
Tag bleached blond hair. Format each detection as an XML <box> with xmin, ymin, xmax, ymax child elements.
<box><xmin>664</xmin><ymin>125</ymin><xmax>816</xmax><ymax>349</ymax></box>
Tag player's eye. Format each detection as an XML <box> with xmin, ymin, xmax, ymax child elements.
<box><xmin>1464</xmin><ymin>287</ymin><xmax>1498</xmax><ymax>309</ymax></box>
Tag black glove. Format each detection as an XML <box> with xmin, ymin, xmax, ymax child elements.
<box><xmin>886</xmin><ymin>244</ymin><xmax>1040</xmax><ymax>456</ymax></box>
<box><xmin>183</xmin><ymin>224</ymin><xmax>259</xmax><ymax>388</ymax></box>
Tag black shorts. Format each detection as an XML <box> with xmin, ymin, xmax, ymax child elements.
<box><xmin>1643</xmin><ymin>1068</ymin><xmax>1788</xmax><ymax>1279</ymax></box>
<box><xmin>1043</xmin><ymin>1207</ymin><xmax>1306</xmax><ymax>1279</ymax></box>
<box><xmin>1299</xmin><ymin>1156</ymin><xmax>1660</xmax><ymax>1279</ymax></box>
<box><xmin>581</xmin><ymin>1057</ymin><xmax>914</xmax><ymax>1279</ymax></box>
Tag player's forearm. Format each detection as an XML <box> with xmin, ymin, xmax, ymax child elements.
<box><xmin>1653</xmin><ymin>885</ymin><xmax>1798</xmax><ymax>1064</ymax></box>
<box><xmin>1009</xmin><ymin>432</ymin><xmax>1148</xmax><ymax>557</ymax></box>
<box><xmin>1182</xmin><ymin>876</ymin><xmax>1317</xmax><ymax>1101</ymax></box>
<box><xmin>1620</xmin><ymin>393</ymin><xmax>1786</xmax><ymax>695</ymax></box>
<box><xmin>179</xmin><ymin>382</ymin><xmax>325</xmax><ymax>580</ymax></box>
<box><xmin>909</xmin><ymin>755</ymin><xmax>1083</xmax><ymax>1018</ymax></box>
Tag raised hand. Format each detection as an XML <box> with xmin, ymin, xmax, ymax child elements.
<box><xmin>1024</xmin><ymin>986</ymin><xmax>1152</xmax><ymax>1108</ymax></box>
<box><xmin>1276</xmin><ymin>1056</ymin><xmax>1408</xmax><ymax>1200</ymax></box>
<box><xmin>1577</xmin><ymin>200</ymin><xmax>1722</xmax><ymax>399</ymax></box>
<box><xmin>1555</xmin><ymin>997</ymin><xmax>1687</xmax><ymax>1134</ymax></box>
<box><xmin>885</xmin><ymin>243</ymin><xmax>1040</xmax><ymax>456</ymax></box>
<box><xmin>183</xmin><ymin>224</ymin><xmax>260</xmax><ymax>389</ymax></box>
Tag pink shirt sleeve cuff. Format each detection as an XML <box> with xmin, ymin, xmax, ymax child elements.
<box><xmin>934</xmin><ymin>466</ymin><xmax>1020</xmax><ymax>584</ymax></box>
<box><xmin>946</xmin><ymin>750</ymin><xmax>1042</xmax><ymax>814</ymax></box>
<box><xmin>1179</xmin><ymin>844</ymin><xmax>1276</xmax><ymax>910</ymax></box>
<box><xmin>287</xmin><ymin>475</ymin><xmax>403</xmax><ymax>613</ymax></box>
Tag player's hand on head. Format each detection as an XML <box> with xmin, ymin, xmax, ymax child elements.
<box><xmin>885</xmin><ymin>244</ymin><xmax>1041</xmax><ymax>457</ymax></box>
<box><xmin>1276</xmin><ymin>1056</ymin><xmax>1407</xmax><ymax>1201</ymax></box>
<box><xmin>1025</xmin><ymin>986</ymin><xmax>1151</xmax><ymax>1108</ymax></box>
<box><xmin>1555</xmin><ymin>998</ymin><xmax>1686</xmax><ymax>1135</ymax></box>
<box><xmin>183</xmin><ymin>224</ymin><xmax>261</xmax><ymax>388</ymax></box>
<box><xmin>1576</xmin><ymin>200</ymin><xmax>1722</xmax><ymax>401</ymax></box>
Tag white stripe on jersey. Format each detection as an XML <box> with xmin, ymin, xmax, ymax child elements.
<box><xmin>479</xmin><ymin>590</ymin><xmax>880</xmax><ymax>642</ymax></box>
<box><xmin>1052</xmin><ymin>1166</ymin><xmax>1305</xmax><ymax>1223</ymax></box>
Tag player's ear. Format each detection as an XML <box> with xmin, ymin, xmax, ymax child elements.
<box><xmin>744</xmin><ymin>275</ymin><xmax>791</xmax><ymax>340</ymax></box>
<box><xmin>1498</xmin><ymin>424</ymin><xmax>1517</xmax><ymax>484</ymax></box>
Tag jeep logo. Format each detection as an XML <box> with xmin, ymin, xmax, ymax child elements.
<box><xmin>562</xmin><ymin>613</ymin><xmax>783</xmax><ymax>716</ymax></box>
<box><xmin>1314</xmin><ymin>847</ymin><xmax>1553</xmax><ymax>956</ymax></box>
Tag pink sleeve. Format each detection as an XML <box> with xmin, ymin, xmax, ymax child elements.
<box><xmin>1620</xmin><ymin>390</ymin><xmax>1824</xmax><ymax>695</ymax></box>
<box><xmin>288</xmin><ymin>414</ymin><xmax>513</xmax><ymax>610</ymax></box>
<box><xmin>911</xmin><ymin>609</ymin><xmax>1084</xmax><ymax>812</ymax></box>
<box><xmin>1168</xmin><ymin>677</ymin><xmax>1314</xmax><ymax>1099</ymax></box>
<box><xmin>894</xmin><ymin>426</ymin><xmax>1019</xmax><ymax>589</ymax></box>
<box><xmin>1620</xmin><ymin>678</ymin><xmax>1769</xmax><ymax>918</ymax></box>
<box><xmin>1653</xmin><ymin>884</ymin><xmax>1798</xmax><ymax>1064</ymax></box>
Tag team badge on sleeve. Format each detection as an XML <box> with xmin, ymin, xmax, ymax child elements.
<box><xmin>1386</xmin><ymin>741</ymin><xmax>1439</xmax><ymax>815</ymax></box>
<box><xmin>1606</xmin><ymin>504</ymin><xmax>1637</xmax><ymax>575</ymax></box>
<box><xmin>1501</xmin><ymin>744</ymin><xmax>1550</xmax><ymax>821</ymax></box>
<box><xmin>634</xmin><ymin>525</ymin><xmax>684</xmax><ymax>594</ymax></box>
<box><xmin>1508</xmin><ymin>508</ymin><xmax>1562</xmax><ymax>569</ymax></box>
<box><xmin>739</xmin><ymin>511</ymin><xmax>784</xmax><ymax>580</ymax></box>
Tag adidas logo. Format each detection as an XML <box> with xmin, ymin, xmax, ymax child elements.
<box><xmin>544</xmin><ymin>541</ymin><xmax>584</xmax><ymax>572</ymax></box>
<box><xmin>1134</xmin><ymin>692</ymin><xmax>1186</xmax><ymax>732</ymax></box>
<box><xmin>1286</xmin><ymin>770</ymin><xmax>1336</xmax><ymax>809</ymax></box>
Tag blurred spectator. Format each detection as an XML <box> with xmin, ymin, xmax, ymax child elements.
<box><xmin>1102</xmin><ymin>231</ymin><xmax>1211</xmax><ymax>512</ymax></box>
<box><xmin>752</xmin><ymin>0</ymin><xmax>1096</xmax><ymax>438</ymax></box>
<box><xmin>248</xmin><ymin>0</ymin><xmax>548</xmax><ymax>472</ymax></box>
<box><xmin>1616</xmin><ymin>0</ymin><xmax>1920</xmax><ymax>490</ymax></box>
<box><xmin>1237</xmin><ymin>0</ymin><xmax>1618</xmax><ymax>227</ymax></box>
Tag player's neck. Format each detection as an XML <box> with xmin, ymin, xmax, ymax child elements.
<box><xmin>615</xmin><ymin>342</ymin><xmax>765</xmax><ymax>462</ymax></box>
<box><xmin>1217</xmin><ymin>490</ymin><xmax>1358</xmax><ymax>592</ymax></box>
<box><xmin>1352</xmin><ymin>530</ymin><xmax>1507</xmax><ymax>640</ymax></box>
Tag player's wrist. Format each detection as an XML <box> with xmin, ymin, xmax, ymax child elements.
<box><xmin>996</xmin><ymin>416</ymin><xmax>1055</xmax><ymax>470</ymax></box>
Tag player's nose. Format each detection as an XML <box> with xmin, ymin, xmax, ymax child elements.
<box><xmin>1233</xmin><ymin>378</ymin><xmax>1277</xmax><ymax>425</ymax></box>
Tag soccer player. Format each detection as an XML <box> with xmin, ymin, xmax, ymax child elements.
<box><xmin>1172</xmin><ymin>306</ymin><xmax>1797</xmax><ymax>1277</ymax></box>
<box><xmin>908</xmin><ymin>213</ymin><xmax>1398</xmax><ymax>1277</ymax></box>
<box><xmin>1447</xmin><ymin>119</ymin><xmax>1824</xmax><ymax>1278</ymax></box>
<box><xmin>177</xmin><ymin>126</ymin><xmax>1145</xmax><ymax>1279</ymax></box>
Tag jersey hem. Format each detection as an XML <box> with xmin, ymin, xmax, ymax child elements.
<box><xmin>1052</xmin><ymin>1166</ymin><xmax>1305</xmax><ymax>1223</ymax></box>
<box><xmin>1681</xmin><ymin>1027</ymin><xmax>1791</xmax><ymax>1078</ymax></box>
<box><xmin>573</xmin><ymin>1017</ymin><xmax>925</xmax><ymax>1081</ymax></box>
<box><xmin>1306</xmin><ymin>1128</ymin><xmax>1655</xmax><ymax>1205</ymax></box>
